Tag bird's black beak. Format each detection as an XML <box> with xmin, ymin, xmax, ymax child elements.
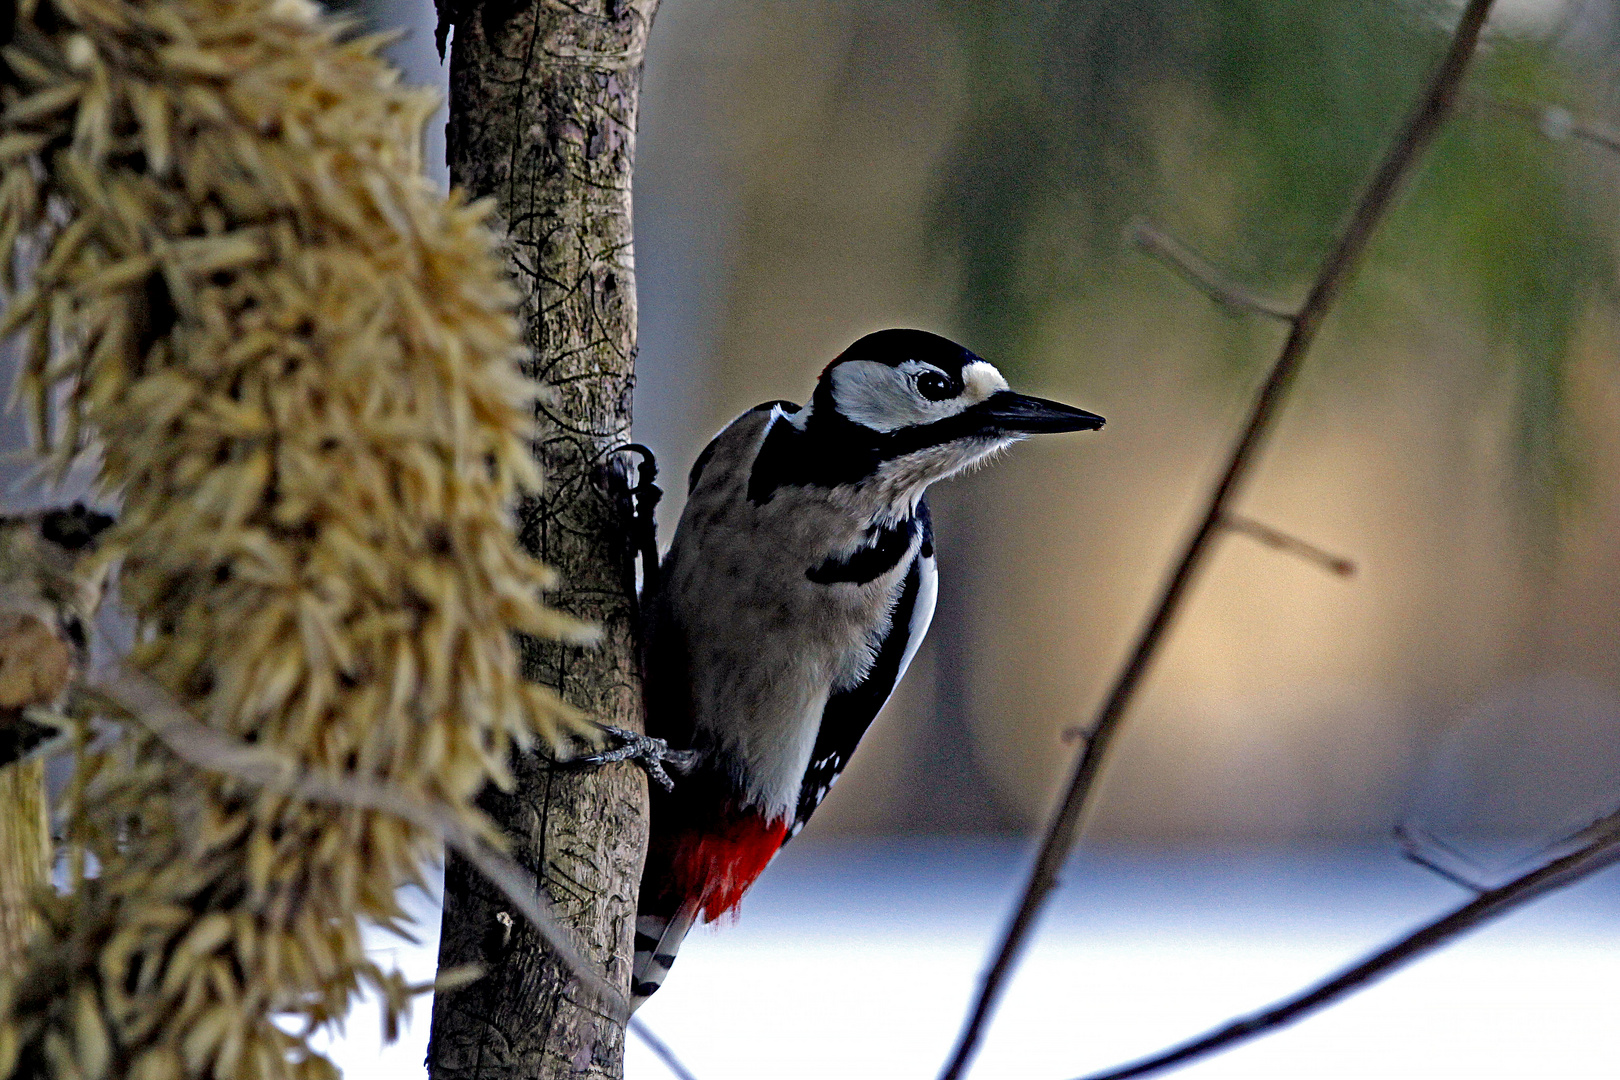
<box><xmin>970</xmin><ymin>391</ymin><xmax>1105</xmax><ymax>435</ymax></box>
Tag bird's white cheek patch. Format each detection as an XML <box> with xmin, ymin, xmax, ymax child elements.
<box><xmin>831</xmin><ymin>360</ymin><xmax>926</xmax><ymax>433</ymax></box>
<box><xmin>832</xmin><ymin>357</ymin><xmax>1010</xmax><ymax>432</ymax></box>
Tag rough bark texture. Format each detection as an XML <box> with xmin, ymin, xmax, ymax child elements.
<box><xmin>427</xmin><ymin>3</ymin><xmax>657</xmax><ymax>1079</ymax></box>
<box><xmin>0</xmin><ymin>759</ymin><xmax>48</xmax><ymax>968</ymax></box>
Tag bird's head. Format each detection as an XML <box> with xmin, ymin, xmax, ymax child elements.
<box><xmin>800</xmin><ymin>329</ymin><xmax>1104</xmax><ymax>498</ymax></box>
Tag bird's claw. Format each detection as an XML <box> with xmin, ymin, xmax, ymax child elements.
<box><xmin>570</xmin><ymin>725</ymin><xmax>699</xmax><ymax>793</ymax></box>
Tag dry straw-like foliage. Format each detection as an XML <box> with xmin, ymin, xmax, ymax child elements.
<box><xmin>0</xmin><ymin>0</ymin><xmax>596</xmax><ymax>1074</ymax></box>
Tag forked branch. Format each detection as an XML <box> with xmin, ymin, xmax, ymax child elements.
<box><xmin>937</xmin><ymin>3</ymin><xmax>1498</xmax><ymax>1076</ymax></box>
<box><xmin>1469</xmin><ymin>96</ymin><xmax>1620</xmax><ymax>157</ymax></box>
<box><xmin>1222</xmin><ymin>514</ymin><xmax>1356</xmax><ymax>577</ymax></box>
<box><xmin>1129</xmin><ymin>219</ymin><xmax>1296</xmax><ymax>322</ymax></box>
<box><xmin>1069</xmin><ymin>811</ymin><xmax>1620</xmax><ymax>1080</ymax></box>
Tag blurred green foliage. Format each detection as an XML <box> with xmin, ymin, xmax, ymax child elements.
<box><xmin>930</xmin><ymin>0</ymin><xmax>1618</xmax><ymax>519</ymax></box>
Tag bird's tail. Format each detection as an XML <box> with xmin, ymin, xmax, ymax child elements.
<box><xmin>631</xmin><ymin>898</ymin><xmax>700</xmax><ymax>1010</ymax></box>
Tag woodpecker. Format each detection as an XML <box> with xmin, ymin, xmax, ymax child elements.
<box><xmin>629</xmin><ymin>328</ymin><xmax>1103</xmax><ymax>1006</ymax></box>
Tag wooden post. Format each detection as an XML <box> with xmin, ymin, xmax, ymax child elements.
<box><xmin>427</xmin><ymin>3</ymin><xmax>659</xmax><ymax>1078</ymax></box>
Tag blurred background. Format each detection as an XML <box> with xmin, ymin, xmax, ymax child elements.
<box><xmin>11</xmin><ymin>0</ymin><xmax>1620</xmax><ymax>1075</ymax></box>
<box><xmin>282</xmin><ymin>0</ymin><xmax>1620</xmax><ymax>855</ymax></box>
<box><xmin>622</xmin><ymin>0</ymin><xmax>1620</xmax><ymax>854</ymax></box>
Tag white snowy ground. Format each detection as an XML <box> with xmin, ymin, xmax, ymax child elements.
<box><xmin>320</xmin><ymin>839</ymin><xmax>1620</xmax><ymax>1080</ymax></box>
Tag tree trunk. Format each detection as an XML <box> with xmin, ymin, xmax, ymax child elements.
<box><xmin>427</xmin><ymin>3</ymin><xmax>658</xmax><ymax>1079</ymax></box>
<box><xmin>0</xmin><ymin>758</ymin><xmax>48</xmax><ymax>967</ymax></box>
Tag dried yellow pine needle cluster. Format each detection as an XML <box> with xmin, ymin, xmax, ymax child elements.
<box><xmin>0</xmin><ymin>0</ymin><xmax>595</xmax><ymax>1074</ymax></box>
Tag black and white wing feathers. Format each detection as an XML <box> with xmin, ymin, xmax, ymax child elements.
<box><xmin>788</xmin><ymin>504</ymin><xmax>939</xmax><ymax>838</ymax></box>
<box><xmin>688</xmin><ymin>399</ymin><xmax>800</xmax><ymax>494</ymax></box>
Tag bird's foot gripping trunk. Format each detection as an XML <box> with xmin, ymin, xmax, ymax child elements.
<box><xmin>569</xmin><ymin>724</ymin><xmax>701</xmax><ymax>792</ymax></box>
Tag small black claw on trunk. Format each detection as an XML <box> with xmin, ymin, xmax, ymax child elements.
<box><xmin>615</xmin><ymin>443</ymin><xmax>664</xmax><ymax>601</ymax></box>
<box><xmin>567</xmin><ymin>725</ymin><xmax>699</xmax><ymax>792</ymax></box>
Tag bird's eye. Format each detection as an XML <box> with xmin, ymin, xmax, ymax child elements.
<box><xmin>915</xmin><ymin>371</ymin><xmax>955</xmax><ymax>401</ymax></box>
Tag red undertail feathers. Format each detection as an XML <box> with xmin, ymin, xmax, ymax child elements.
<box><xmin>661</xmin><ymin>807</ymin><xmax>789</xmax><ymax>922</ymax></box>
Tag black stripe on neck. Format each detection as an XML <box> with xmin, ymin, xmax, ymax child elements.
<box><xmin>747</xmin><ymin>387</ymin><xmax>886</xmax><ymax>504</ymax></box>
<box><xmin>806</xmin><ymin>517</ymin><xmax>917</xmax><ymax>585</ymax></box>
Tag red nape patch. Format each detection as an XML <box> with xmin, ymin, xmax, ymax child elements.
<box><xmin>667</xmin><ymin>810</ymin><xmax>790</xmax><ymax>922</ymax></box>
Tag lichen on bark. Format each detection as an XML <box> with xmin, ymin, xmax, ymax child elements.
<box><xmin>426</xmin><ymin>3</ymin><xmax>659</xmax><ymax>1078</ymax></box>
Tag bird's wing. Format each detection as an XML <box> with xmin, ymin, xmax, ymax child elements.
<box><xmin>687</xmin><ymin>399</ymin><xmax>800</xmax><ymax>494</ymax></box>
<box><xmin>788</xmin><ymin>504</ymin><xmax>938</xmax><ymax>838</ymax></box>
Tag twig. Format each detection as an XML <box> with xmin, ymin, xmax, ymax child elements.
<box><xmin>936</xmin><ymin>4</ymin><xmax>1498</xmax><ymax>1077</ymax></box>
<box><xmin>1393</xmin><ymin>822</ymin><xmax>1489</xmax><ymax>894</ymax></box>
<box><xmin>1129</xmin><ymin>219</ymin><xmax>1297</xmax><ymax>322</ymax></box>
<box><xmin>1068</xmin><ymin>810</ymin><xmax>1620</xmax><ymax>1080</ymax></box>
<box><xmin>92</xmin><ymin>662</ymin><xmax>634</xmax><ymax>1021</ymax></box>
<box><xmin>1222</xmin><ymin>514</ymin><xmax>1356</xmax><ymax>577</ymax></box>
<box><xmin>1468</xmin><ymin>96</ymin><xmax>1620</xmax><ymax>157</ymax></box>
<box><xmin>630</xmin><ymin>1017</ymin><xmax>703</xmax><ymax>1080</ymax></box>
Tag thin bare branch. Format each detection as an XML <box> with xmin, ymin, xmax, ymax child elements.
<box><xmin>937</xmin><ymin>4</ymin><xmax>1498</xmax><ymax>1077</ymax></box>
<box><xmin>1069</xmin><ymin>812</ymin><xmax>1620</xmax><ymax>1080</ymax></box>
<box><xmin>630</xmin><ymin>1017</ymin><xmax>703</xmax><ymax>1080</ymax></box>
<box><xmin>1468</xmin><ymin>96</ymin><xmax>1620</xmax><ymax>157</ymax></box>
<box><xmin>1222</xmin><ymin>514</ymin><xmax>1356</xmax><ymax>577</ymax></box>
<box><xmin>1393</xmin><ymin>823</ymin><xmax>1490</xmax><ymax>893</ymax></box>
<box><xmin>92</xmin><ymin>662</ymin><xmax>633</xmax><ymax>1022</ymax></box>
<box><xmin>1129</xmin><ymin>219</ymin><xmax>1297</xmax><ymax>322</ymax></box>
